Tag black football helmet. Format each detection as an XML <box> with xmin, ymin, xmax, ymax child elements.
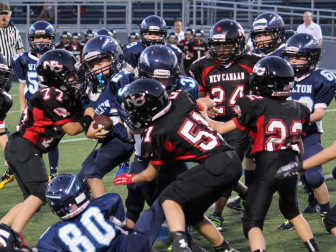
<box><xmin>167</xmin><ymin>32</ymin><xmax>178</xmax><ymax>44</ymax></box>
<box><xmin>123</xmin><ymin>78</ymin><xmax>171</xmax><ymax>131</ymax></box>
<box><xmin>82</xmin><ymin>35</ymin><xmax>123</xmax><ymax>93</ymax></box>
<box><xmin>194</xmin><ymin>29</ymin><xmax>204</xmax><ymax>38</ymax></box>
<box><xmin>84</xmin><ymin>29</ymin><xmax>95</xmax><ymax>39</ymax></box>
<box><xmin>110</xmin><ymin>29</ymin><xmax>117</xmax><ymax>39</ymax></box>
<box><xmin>0</xmin><ymin>223</ymin><xmax>22</xmax><ymax>249</ymax></box>
<box><xmin>283</xmin><ymin>33</ymin><xmax>321</xmax><ymax>77</ymax></box>
<box><xmin>249</xmin><ymin>56</ymin><xmax>294</xmax><ymax>97</ymax></box>
<box><xmin>28</xmin><ymin>21</ymin><xmax>55</xmax><ymax>55</ymax></box>
<box><xmin>128</xmin><ymin>31</ymin><xmax>139</xmax><ymax>42</ymax></box>
<box><xmin>36</xmin><ymin>49</ymin><xmax>79</xmax><ymax>93</ymax></box>
<box><xmin>60</xmin><ymin>31</ymin><xmax>71</xmax><ymax>40</ymax></box>
<box><xmin>71</xmin><ymin>32</ymin><xmax>81</xmax><ymax>42</ymax></box>
<box><xmin>140</xmin><ymin>15</ymin><xmax>167</xmax><ymax>47</ymax></box>
<box><xmin>208</xmin><ymin>19</ymin><xmax>246</xmax><ymax>66</ymax></box>
<box><xmin>251</xmin><ymin>12</ymin><xmax>285</xmax><ymax>54</ymax></box>
<box><xmin>94</xmin><ymin>28</ymin><xmax>113</xmax><ymax>37</ymax></box>
<box><xmin>185</xmin><ymin>28</ymin><xmax>194</xmax><ymax>35</ymax></box>
<box><xmin>138</xmin><ymin>45</ymin><xmax>180</xmax><ymax>93</ymax></box>
<box><xmin>284</xmin><ymin>30</ymin><xmax>296</xmax><ymax>43</ymax></box>
<box><xmin>0</xmin><ymin>53</ymin><xmax>11</xmax><ymax>93</ymax></box>
<box><xmin>46</xmin><ymin>174</ymin><xmax>91</xmax><ymax>220</ymax></box>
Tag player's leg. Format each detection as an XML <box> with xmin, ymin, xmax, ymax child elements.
<box><xmin>126</xmin><ymin>200</ymin><xmax>166</xmax><ymax>252</ymax></box>
<box><xmin>83</xmin><ymin>138</ymin><xmax>133</xmax><ymax>198</ymax></box>
<box><xmin>324</xmin><ymin>206</ymin><xmax>336</xmax><ymax>237</ymax></box>
<box><xmin>48</xmin><ymin>145</ymin><xmax>59</xmax><ymax>178</ymax></box>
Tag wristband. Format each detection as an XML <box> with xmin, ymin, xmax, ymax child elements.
<box><xmin>79</xmin><ymin>115</ymin><xmax>92</xmax><ymax>132</ymax></box>
<box><xmin>0</xmin><ymin>131</ymin><xmax>6</xmax><ymax>136</ymax></box>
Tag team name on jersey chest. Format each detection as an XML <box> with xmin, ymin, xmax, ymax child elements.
<box><xmin>291</xmin><ymin>84</ymin><xmax>312</xmax><ymax>93</ymax></box>
<box><xmin>95</xmin><ymin>100</ymin><xmax>111</xmax><ymax>115</ymax></box>
<box><xmin>28</xmin><ymin>63</ymin><xmax>36</xmax><ymax>71</ymax></box>
<box><xmin>209</xmin><ymin>72</ymin><xmax>245</xmax><ymax>83</ymax></box>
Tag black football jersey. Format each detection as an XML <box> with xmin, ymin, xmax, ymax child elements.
<box><xmin>64</xmin><ymin>43</ymin><xmax>84</xmax><ymax>62</ymax></box>
<box><xmin>141</xmin><ymin>90</ymin><xmax>232</xmax><ymax>165</ymax></box>
<box><xmin>232</xmin><ymin>95</ymin><xmax>310</xmax><ymax>155</ymax></box>
<box><xmin>190</xmin><ymin>53</ymin><xmax>262</xmax><ymax>121</ymax></box>
<box><xmin>0</xmin><ymin>91</ymin><xmax>12</xmax><ymax>128</ymax></box>
<box><xmin>187</xmin><ymin>40</ymin><xmax>208</xmax><ymax>63</ymax></box>
<box><xmin>16</xmin><ymin>87</ymin><xmax>74</xmax><ymax>153</ymax></box>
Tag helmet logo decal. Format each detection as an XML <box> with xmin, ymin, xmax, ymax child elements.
<box><xmin>35</xmin><ymin>30</ymin><xmax>46</xmax><ymax>35</ymax></box>
<box><xmin>43</xmin><ymin>61</ymin><xmax>63</xmax><ymax>73</ymax></box>
<box><xmin>213</xmin><ymin>33</ymin><xmax>226</xmax><ymax>41</ymax></box>
<box><xmin>153</xmin><ymin>69</ymin><xmax>170</xmax><ymax>78</ymax></box>
<box><xmin>125</xmin><ymin>94</ymin><xmax>146</xmax><ymax>107</ymax></box>
<box><xmin>254</xmin><ymin>64</ymin><xmax>266</xmax><ymax>76</ymax></box>
<box><xmin>304</xmin><ymin>39</ymin><xmax>318</xmax><ymax>48</ymax></box>
<box><xmin>216</xmin><ymin>26</ymin><xmax>222</xmax><ymax>32</ymax></box>
<box><xmin>140</xmin><ymin>52</ymin><xmax>150</xmax><ymax>67</ymax></box>
<box><xmin>101</xmin><ymin>37</ymin><xmax>114</xmax><ymax>49</ymax></box>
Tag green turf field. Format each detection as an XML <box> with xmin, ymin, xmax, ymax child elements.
<box><xmin>1</xmin><ymin>82</ymin><xmax>336</xmax><ymax>251</ymax></box>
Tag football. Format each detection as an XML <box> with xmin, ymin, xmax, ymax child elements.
<box><xmin>92</xmin><ymin>115</ymin><xmax>113</xmax><ymax>132</ymax></box>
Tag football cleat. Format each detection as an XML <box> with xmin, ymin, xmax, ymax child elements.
<box><xmin>303</xmin><ymin>199</ymin><xmax>320</xmax><ymax>213</ymax></box>
<box><xmin>0</xmin><ymin>169</ymin><xmax>15</xmax><ymax>189</ymax></box>
<box><xmin>208</xmin><ymin>213</ymin><xmax>224</xmax><ymax>232</ymax></box>
<box><xmin>277</xmin><ymin>219</ymin><xmax>294</xmax><ymax>230</ymax></box>
<box><xmin>114</xmin><ymin>160</ymin><xmax>130</xmax><ymax>178</ymax></box>
<box><xmin>227</xmin><ymin>197</ymin><xmax>243</xmax><ymax>211</ymax></box>
<box><xmin>320</xmin><ymin>211</ymin><xmax>328</xmax><ymax>225</ymax></box>
<box><xmin>214</xmin><ymin>240</ymin><xmax>239</xmax><ymax>252</ymax></box>
<box><xmin>187</xmin><ymin>233</ymin><xmax>209</xmax><ymax>252</ymax></box>
<box><xmin>48</xmin><ymin>173</ymin><xmax>58</xmax><ymax>183</ymax></box>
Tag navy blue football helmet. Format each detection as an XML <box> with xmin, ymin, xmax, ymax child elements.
<box><xmin>95</xmin><ymin>28</ymin><xmax>113</xmax><ymax>37</ymax></box>
<box><xmin>249</xmin><ymin>56</ymin><xmax>294</xmax><ymax>97</ymax></box>
<box><xmin>0</xmin><ymin>53</ymin><xmax>11</xmax><ymax>93</ymax></box>
<box><xmin>123</xmin><ymin>78</ymin><xmax>171</xmax><ymax>131</ymax></box>
<box><xmin>82</xmin><ymin>35</ymin><xmax>123</xmax><ymax>93</ymax></box>
<box><xmin>284</xmin><ymin>30</ymin><xmax>296</xmax><ymax>43</ymax></box>
<box><xmin>140</xmin><ymin>15</ymin><xmax>167</xmax><ymax>47</ymax></box>
<box><xmin>283</xmin><ymin>33</ymin><xmax>321</xmax><ymax>77</ymax></box>
<box><xmin>251</xmin><ymin>12</ymin><xmax>285</xmax><ymax>54</ymax></box>
<box><xmin>0</xmin><ymin>223</ymin><xmax>22</xmax><ymax>249</ymax></box>
<box><xmin>167</xmin><ymin>32</ymin><xmax>178</xmax><ymax>44</ymax></box>
<box><xmin>128</xmin><ymin>31</ymin><xmax>139</xmax><ymax>42</ymax></box>
<box><xmin>28</xmin><ymin>21</ymin><xmax>55</xmax><ymax>55</ymax></box>
<box><xmin>46</xmin><ymin>174</ymin><xmax>91</xmax><ymax>220</ymax></box>
<box><xmin>110</xmin><ymin>29</ymin><xmax>117</xmax><ymax>39</ymax></box>
<box><xmin>36</xmin><ymin>49</ymin><xmax>79</xmax><ymax>93</ymax></box>
<box><xmin>138</xmin><ymin>45</ymin><xmax>180</xmax><ymax>93</ymax></box>
<box><xmin>208</xmin><ymin>19</ymin><xmax>246</xmax><ymax>66</ymax></box>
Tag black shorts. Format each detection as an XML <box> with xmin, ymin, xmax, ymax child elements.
<box><xmin>242</xmin><ymin>150</ymin><xmax>300</xmax><ymax>235</ymax></box>
<box><xmin>5</xmin><ymin>136</ymin><xmax>48</xmax><ymax>202</ymax></box>
<box><xmin>222</xmin><ymin>127</ymin><xmax>249</xmax><ymax>161</ymax></box>
<box><xmin>159</xmin><ymin>150</ymin><xmax>242</xmax><ymax>225</ymax></box>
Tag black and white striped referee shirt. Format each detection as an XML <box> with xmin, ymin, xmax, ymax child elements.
<box><xmin>0</xmin><ymin>23</ymin><xmax>23</xmax><ymax>66</ymax></box>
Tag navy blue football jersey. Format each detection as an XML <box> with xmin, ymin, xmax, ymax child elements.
<box><xmin>37</xmin><ymin>193</ymin><xmax>128</xmax><ymax>252</ymax></box>
<box><xmin>123</xmin><ymin>42</ymin><xmax>182</xmax><ymax>70</ymax></box>
<box><xmin>141</xmin><ymin>90</ymin><xmax>232</xmax><ymax>164</ymax></box>
<box><xmin>0</xmin><ymin>91</ymin><xmax>12</xmax><ymax>129</ymax></box>
<box><xmin>11</xmin><ymin>52</ymin><xmax>39</xmax><ymax>100</ymax></box>
<box><xmin>233</xmin><ymin>95</ymin><xmax>310</xmax><ymax>155</ymax></box>
<box><xmin>15</xmin><ymin>87</ymin><xmax>73</xmax><ymax>153</ymax></box>
<box><xmin>289</xmin><ymin>69</ymin><xmax>336</xmax><ymax>134</ymax></box>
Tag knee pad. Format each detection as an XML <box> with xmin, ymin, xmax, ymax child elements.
<box><xmin>305</xmin><ymin>172</ymin><xmax>324</xmax><ymax>188</ymax></box>
<box><xmin>242</xmin><ymin>219</ymin><xmax>263</xmax><ymax>238</ymax></box>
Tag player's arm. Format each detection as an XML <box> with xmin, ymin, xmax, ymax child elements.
<box><xmin>113</xmin><ymin>163</ymin><xmax>161</xmax><ymax>185</ymax></box>
<box><xmin>18</xmin><ymin>82</ymin><xmax>26</xmax><ymax>112</ymax></box>
<box><xmin>198</xmin><ymin>90</ymin><xmax>207</xmax><ymax>98</ymax></box>
<box><xmin>61</xmin><ymin>107</ymin><xmax>95</xmax><ymax>136</ymax></box>
<box><xmin>303</xmin><ymin>139</ymin><xmax>336</xmax><ymax>170</ymax></box>
<box><xmin>310</xmin><ymin>107</ymin><xmax>325</xmax><ymax>123</ymax></box>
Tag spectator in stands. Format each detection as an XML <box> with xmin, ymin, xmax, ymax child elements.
<box><xmin>35</xmin><ymin>0</ymin><xmax>55</xmax><ymax>22</ymax></box>
<box><xmin>174</xmin><ymin>20</ymin><xmax>185</xmax><ymax>42</ymax></box>
<box><xmin>297</xmin><ymin>11</ymin><xmax>322</xmax><ymax>46</ymax></box>
<box><xmin>0</xmin><ymin>2</ymin><xmax>24</xmax><ymax>67</ymax></box>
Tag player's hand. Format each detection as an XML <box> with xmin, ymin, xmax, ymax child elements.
<box><xmin>84</xmin><ymin>107</ymin><xmax>95</xmax><ymax>118</ymax></box>
<box><xmin>86</xmin><ymin>121</ymin><xmax>110</xmax><ymax>139</ymax></box>
<box><xmin>276</xmin><ymin>161</ymin><xmax>304</xmax><ymax>178</ymax></box>
<box><xmin>113</xmin><ymin>173</ymin><xmax>135</xmax><ymax>185</ymax></box>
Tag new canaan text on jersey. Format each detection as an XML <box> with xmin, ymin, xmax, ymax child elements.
<box><xmin>209</xmin><ymin>72</ymin><xmax>245</xmax><ymax>83</ymax></box>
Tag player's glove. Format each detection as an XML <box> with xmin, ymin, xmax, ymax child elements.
<box><xmin>276</xmin><ymin>161</ymin><xmax>304</xmax><ymax>178</ymax></box>
<box><xmin>113</xmin><ymin>173</ymin><xmax>135</xmax><ymax>185</ymax></box>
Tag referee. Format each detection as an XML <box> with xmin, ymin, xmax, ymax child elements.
<box><xmin>0</xmin><ymin>2</ymin><xmax>24</xmax><ymax>66</ymax></box>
